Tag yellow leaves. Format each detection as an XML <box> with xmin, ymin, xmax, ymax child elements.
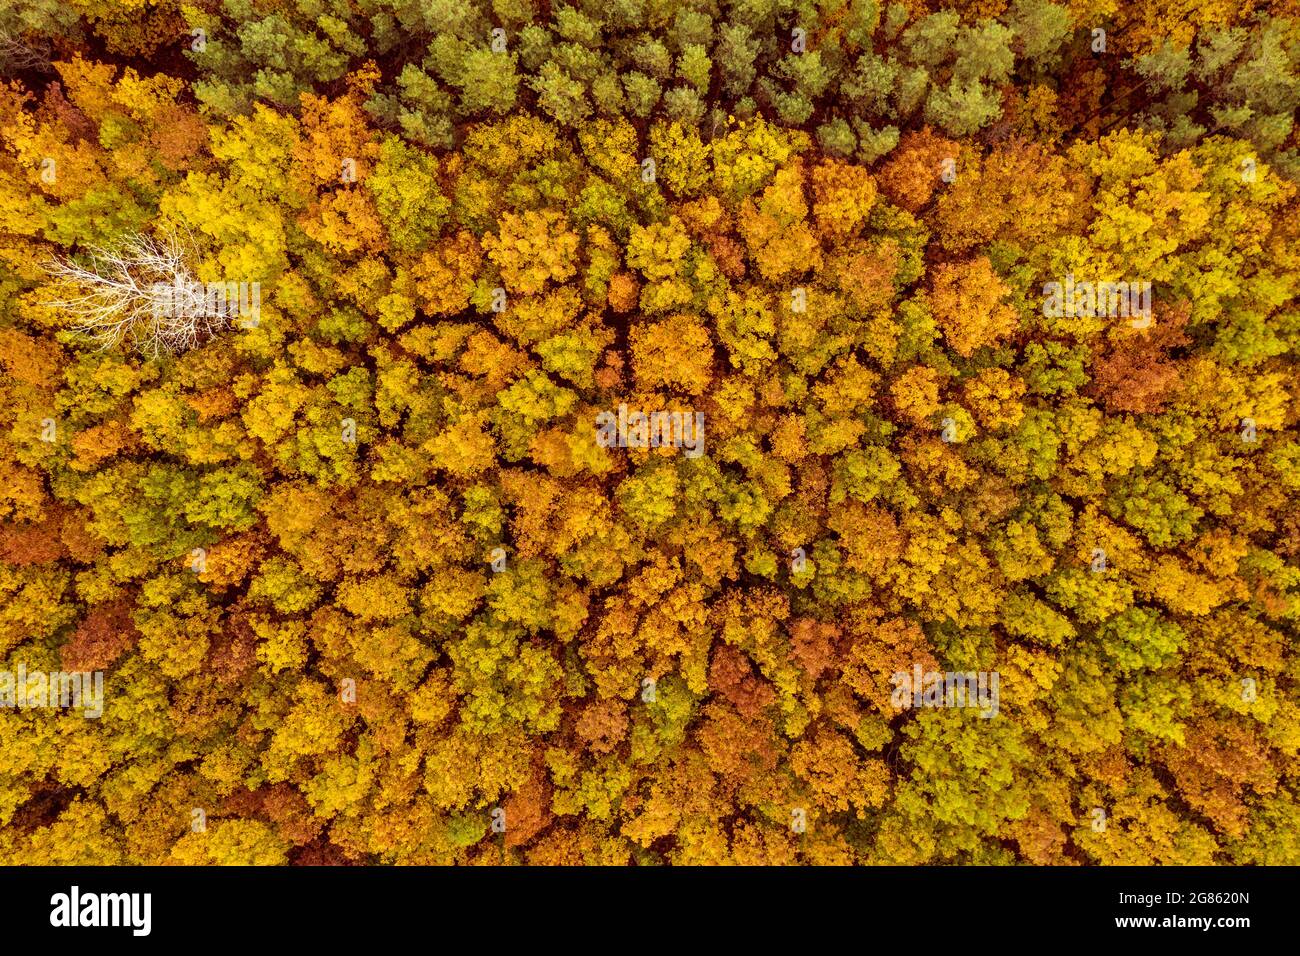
<box><xmin>0</xmin><ymin>97</ymin><xmax>105</xmax><ymax>205</ymax></box>
<box><xmin>462</xmin><ymin>114</ymin><xmax>562</xmax><ymax>175</ymax></box>
<box><xmin>528</xmin><ymin>424</ymin><xmax>600</xmax><ymax>478</ymax></box>
<box><xmin>483</xmin><ymin>208</ymin><xmax>580</xmax><ymax>294</ymax></box>
<box><xmin>810</xmin><ymin>159</ymin><xmax>877</xmax><ymax>240</ymax></box>
<box><xmin>626</xmin><ymin>216</ymin><xmax>692</xmax><ymax>281</ymax></box>
<box><xmin>10</xmin><ymin>18</ymin><xmax>1300</xmax><ymax>869</ymax></box>
<box><xmin>353</xmin><ymin>621</ymin><xmax>434</xmax><ymax>691</ymax></box>
<box><xmin>421</xmin><ymin>568</ymin><xmax>487</xmax><ymax>622</ymax></box>
<box><xmin>578</xmin><ymin>118</ymin><xmax>639</xmax><ymax>180</ymax></box>
<box><xmin>990</xmin><ymin>519</ymin><xmax>1057</xmax><ymax>582</ymax></box>
<box><xmin>1000</xmin><ymin>643</ymin><xmax>1065</xmax><ymax>704</ymax></box>
<box><xmin>263</xmin><ymin>680</ymin><xmax>353</xmax><ymax>782</ymax></box>
<box><xmin>1181</xmin><ymin>358</ymin><xmax>1290</xmax><ymax>430</ymax></box>
<box><xmin>292</xmin><ymin>95</ymin><xmax>388</xmax><ymax>257</ymax></box>
<box><xmin>1189</xmin><ymin>528</ymin><xmax>1250</xmax><ymax>580</ymax></box>
<box><xmin>841</xmin><ymin>613</ymin><xmax>934</xmax><ymax>712</ymax></box>
<box><xmin>208</xmin><ymin>104</ymin><xmax>304</xmax><ymax>202</ymax></box>
<box><xmin>710</xmin><ymin>117</ymin><xmax>807</xmax><ymax>201</ymax></box>
<box><xmin>376</xmin><ymin>291</ymin><xmax>417</xmax><ymax>333</ymax></box>
<box><xmin>261</xmin><ymin>481</ymin><xmax>331</xmax><ymax>553</ymax></box>
<box><xmin>550</xmin><ymin>756</ymin><xmax>634</xmax><ymax>822</ymax></box>
<box><xmin>1070</xmin><ymin>126</ymin><xmax>1162</xmax><ymax>187</ymax></box>
<box><xmin>807</xmin><ymin>415</ymin><xmax>866</xmax><ymax>455</ymax></box>
<box><xmin>962</xmin><ymin>367</ymin><xmax>1026</xmax><ymax>430</ymax></box>
<box><xmin>0</xmin><ymin>564</ymin><xmax>75</xmax><ymax>654</ymax></box>
<box><xmin>677</xmin><ymin>194</ymin><xmax>727</xmax><ymax>234</ymax></box>
<box><xmin>737</xmin><ymin>160</ymin><xmax>822</xmax><ymax>281</ymax></box>
<box><xmin>886</xmin><ymin>509</ymin><xmax>959</xmax><ymax>607</ymax></box>
<box><xmin>1094</xmin><ymin>151</ymin><xmax>1211</xmax><ymax>268</ymax></box>
<box><xmin>410</xmin><ymin>669</ymin><xmax>456</xmax><ymax>726</ymax></box>
<box><xmin>620</xmin><ymin>778</ymin><xmax>687</xmax><ymax>848</ymax></box>
<box><xmin>617</xmin><ymin>460</ymin><xmax>681</xmax><ymax>529</ymax></box>
<box><xmin>901</xmin><ymin>434</ymin><xmax>979</xmax><ymax>496</ymax></box>
<box><xmin>240</xmin><ymin>365</ymin><xmax>312</xmax><ymax>446</ymax></box>
<box><xmin>300</xmin><ymin>188</ymin><xmax>388</xmax><ymax>257</ymax></box>
<box><xmin>2</xmin><ymin>799</ymin><xmax>125</xmax><ymax>865</ymax></box>
<box><xmin>890</xmin><ymin>364</ymin><xmax>943</xmax><ymax>424</ymax></box>
<box><xmin>38</xmin><ymin>57</ymin><xmax>201</xmax><ymax>183</ymax></box>
<box><xmin>134</xmin><ymin>604</ymin><xmax>213</xmax><ymax>680</ymax></box>
<box><xmin>53</xmin><ymin>55</ymin><xmax>117</xmax><ymax>121</ymax></box>
<box><xmin>648</xmin><ymin>120</ymin><xmax>711</xmax><ymax>196</ymax></box>
<box><xmin>1047</xmin><ymin>567</ymin><xmax>1135</xmax><ymax>625</ymax></box>
<box><xmin>814</xmin><ymin>355</ymin><xmax>878</xmax><ymax>415</ymax></box>
<box><xmin>1075</xmin><ymin>767</ymin><xmax>1218</xmax><ymax>866</ymax></box>
<box><xmin>1142</xmin><ymin>556</ymin><xmax>1230</xmax><ymax>617</ymax></box>
<box><xmin>252</xmin><ymin>615</ymin><xmax>310</xmax><ymax>674</ymax></box>
<box><xmin>170</xmin><ymin>820</ymin><xmax>291</xmax><ymax>866</ymax></box>
<box><xmin>491</xmin><ymin>285</ymin><xmax>582</xmax><ymax>346</ymax></box>
<box><xmin>424</xmin><ymin>410</ymin><xmax>497</xmax><ymax>478</ymax></box>
<box><xmin>1007</xmin><ymin>83</ymin><xmax>1064</xmax><ymax>141</ymax></box>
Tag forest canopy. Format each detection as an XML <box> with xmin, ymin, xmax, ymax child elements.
<box><xmin>0</xmin><ymin>0</ymin><xmax>1299</xmax><ymax>865</ymax></box>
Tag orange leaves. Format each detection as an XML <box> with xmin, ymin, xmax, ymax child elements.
<box><xmin>300</xmin><ymin>188</ymin><xmax>387</xmax><ymax>257</ymax></box>
<box><xmin>790</xmin><ymin>726</ymin><xmax>889</xmax><ymax>816</ymax></box>
<box><xmin>877</xmin><ymin>127</ymin><xmax>960</xmax><ymax>212</ymax></box>
<box><xmin>737</xmin><ymin>160</ymin><xmax>823</xmax><ymax>281</ymax></box>
<box><xmin>935</xmin><ymin>140</ymin><xmax>1077</xmax><ymax>254</ymax></box>
<box><xmin>60</xmin><ymin>597</ymin><xmax>138</xmax><ymax>672</ymax></box>
<box><xmin>459</xmin><ymin>330</ymin><xmax>527</xmax><ymax>391</ymax></box>
<box><xmin>575</xmin><ymin>699</ymin><xmax>630</xmax><ymax>754</ymax></box>
<box><xmin>606</xmin><ymin>271</ymin><xmax>639</xmax><ymax>311</ymax></box>
<box><xmin>708</xmin><ymin>643</ymin><xmax>777</xmax><ymax>718</ymax></box>
<box><xmin>789</xmin><ymin>618</ymin><xmax>841</xmax><ymax>681</ymax></box>
<box><xmin>411</xmin><ymin>231</ymin><xmax>483</xmax><ymax>316</ymax></box>
<box><xmin>842</xmin><ymin>615</ymin><xmax>936</xmax><ymax>714</ymax></box>
<box><xmin>196</xmin><ymin>532</ymin><xmax>267</xmax><ymax>589</ymax></box>
<box><xmin>810</xmin><ymin>159</ymin><xmax>878</xmax><ymax>240</ymax></box>
<box><xmin>890</xmin><ymin>364</ymin><xmax>944</xmax><ymax>424</ymax></box>
<box><xmin>828</xmin><ymin>239</ymin><xmax>900</xmax><ymax>314</ymax></box>
<box><xmin>0</xmin><ymin>326</ymin><xmax>61</xmax><ymax>387</ymax></box>
<box><xmin>629</xmin><ymin>314</ymin><xmax>716</xmax><ymax>395</ymax></box>
<box><xmin>928</xmin><ymin>255</ymin><xmax>1019</xmax><ymax>356</ymax></box>
<box><xmin>1088</xmin><ymin>301</ymin><xmax>1190</xmax><ymax>413</ymax></box>
<box><xmin>1160</xmin><ymin>718</ymin><xmax>1279</xmax><ymax>838</ymax></box>
<box><xmin>292</xmin><ymin>93</ymin><xmax>379</xmax><ymax>192</ymax></box>
<box><xmin>963</xmin><ymin>367</ymin><xmax>1027</xmax><ymax>430</ymax></box>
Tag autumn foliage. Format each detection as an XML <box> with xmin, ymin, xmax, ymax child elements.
<box><xmin>1</xmin><ymin>1</ymin><xmax>1299</xmax><ymax>865</ymax></box>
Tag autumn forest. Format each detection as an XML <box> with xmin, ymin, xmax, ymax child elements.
<box><xmin>0</xmin><ymin>0</ymin><xmax>1298</xmax><ymax>866</ymax></box>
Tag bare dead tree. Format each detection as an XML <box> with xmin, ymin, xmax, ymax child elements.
<box><xmin>0</xmin><ymin>30</ymin><xmax>54</xmax><ymax>75</ymax></box>
<box><xmin>46</xmin><ymin>232</ymin><xmax>234</xmax><ymax>357</ymax></box>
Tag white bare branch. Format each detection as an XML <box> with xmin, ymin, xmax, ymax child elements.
<box><xmin>45</xmin><ymin>232</ymin><xmax>236</xmax><ymax>357</ymax></box>
<box><xmin>0</xmin><ymin>30</ymin><xmax>53</xmax><ymax>75</ymax></box>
